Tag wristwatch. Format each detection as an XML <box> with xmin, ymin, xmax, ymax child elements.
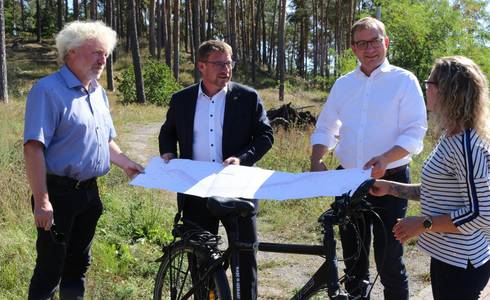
<box><xmin>422</xmin><ymin>216</ymin><xmax>433</xmax><ymax>231</ymax></box>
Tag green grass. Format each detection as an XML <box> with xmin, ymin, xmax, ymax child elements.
<box><xmin>0</xmin><ymin>39</ymin><xmax>434</xmax><ymax>299</ymax></box>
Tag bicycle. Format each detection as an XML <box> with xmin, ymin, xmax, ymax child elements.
<box><xmin>153</xmin><ymin>179</ymin><xmax>382</xmax><ymax>300</ymax></box>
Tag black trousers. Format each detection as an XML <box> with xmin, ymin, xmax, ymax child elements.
<box><xmin>28</xmin><ymin>181</ymin><xmax>102</xmax><ymax>300</ymax></box>
<box><xmin>339</xmin><ymin>167</ymin><xmax>409</xmax><ymax>300</ymax></box>
<box><xmin>431</xmin><ymin>258</ymin><xmax>490</xmax><ymax>300</ymax></box>
<box><xmin>179</xmin><ymin>194</ymin><xmax>258</xmax><ymax>300</ymax></box>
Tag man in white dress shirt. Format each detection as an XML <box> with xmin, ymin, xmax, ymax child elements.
<box><xmin>310</xmin><ymin>17</ymin><xmax>427</xmax><ymax>300</ymax></box>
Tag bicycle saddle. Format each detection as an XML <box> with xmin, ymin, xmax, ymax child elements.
<box><xmin>206</xmin><ymin>196</ymin><xmax>256</xmax><ymax>218</ymax></box>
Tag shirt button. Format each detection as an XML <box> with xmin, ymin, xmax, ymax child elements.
<box><xmin>212</xmin><ymin>160</ymin><xmax>215</xmax><ymax>162</ymax></box>
<box><xmin>212</xmin><ymin>101</ymin><xmax>215</xmax><ymax>103</ymax></box>
<box><xmin>210</xmin><ymin>114</ymin><xmax>213</xmax><ymax>117</ymax></box>
<box><xmin>211</xmin><ymin>144</ymin><xmax>214</xmax><ymax>147</ymax></box>
<box><xmin>210</xmin><ymin>129</ymin><xmax>213</xmax><ymax>132</ymax></box>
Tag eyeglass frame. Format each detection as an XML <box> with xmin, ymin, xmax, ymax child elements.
<box><xmin>424</xmin><ymin>80</ymin><xmax>438</xmax><ymax>89</ymax></box>
<box><xmin>352</xmin><ymin>37</ymin><xmax>385</xmax><ymax>50</ymax></box>
<box><xmin>202</xmin><ymin>60</ymin><xmax>236</xmax><ymax>69</ymax></box>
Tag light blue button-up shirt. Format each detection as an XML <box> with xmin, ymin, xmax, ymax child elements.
<box><xmin>24</xmin><ymin>65</ymin><xmax>116</xmax><ymax>181</ymax></box>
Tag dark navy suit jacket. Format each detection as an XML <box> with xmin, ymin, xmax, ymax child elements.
<box><xmin>158</xmin><ymin>81</ymin><xmax>273</xmax><ymax>167</ymax></box>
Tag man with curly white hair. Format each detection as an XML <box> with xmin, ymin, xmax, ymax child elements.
<box><xmin>24</xmin><ymin>21</ymin><xmax>143</xmax><ymax>299</ymax></box>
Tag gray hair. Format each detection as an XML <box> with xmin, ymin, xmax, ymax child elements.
<box><xmin>55</xmin><ymin>21</ymin><xmax>117</xmax><ymax>64</ymax></box>
<box><xmin>351</xmin><ymin>17</ymin><xmax>387</xmax><ymax>44</ymax></box>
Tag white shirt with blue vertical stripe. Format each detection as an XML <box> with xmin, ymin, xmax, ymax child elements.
<box><xmin>418</xmin><ymin>128</ymin><xmax>490</xmax><ymax>268</ymax></box>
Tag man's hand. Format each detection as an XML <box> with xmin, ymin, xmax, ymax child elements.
<box><xmin>223</xmin><ymin>156</ymin><xmax>240</xmax><ymax>166</ymax></box>
<box><xmin>310</xmin><ymin>160</ymin><xmax>327</xmax><ymax>172</ymax></box>
<box><xmin>364</xmin><ymin>154</ymin><xmax>389</xmax><ymax>178</ymax></box>
<box><xmin>392</xmin><ymin>216</ymin><xmax>425</xmax><ymax>244</ymax></box>
<box><xmin>34</xmin><ymin>196</ymin><xmax>53</xmax><ymax>231</ymax></box>
<box><xmin>161</xmin><ymin>152</ymin><xmax>176</xmax><ymax>163</ymax></box>
<box><xmin>123</xmin><ymin>160</ymin><xmax>144</xmax><ymax>179</ymax></box>
<box><xmin>310</xmin><ymin>144</ymin><xmax>328</xmax><ymax>172</ymax></box>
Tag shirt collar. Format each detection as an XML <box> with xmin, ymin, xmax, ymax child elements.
<box><xmin>355</xmin><ymin>59</ymin><xmax>391</xmax><ymax>78</ymax></box>
<box><xmin>59</xmin><ymin>65</ymin><xmax>99</xmax><ymax>91</ymax></box>
<box><xmin>198</xmin><ymin>81</ymin><xmax>228</xmax><ymax>99</ymax></box>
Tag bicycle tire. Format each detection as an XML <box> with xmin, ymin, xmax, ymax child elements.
<box><xmin>153</xmin><ymin>241</ymin><xmax>232</xmax><ymax>300</ymax></box>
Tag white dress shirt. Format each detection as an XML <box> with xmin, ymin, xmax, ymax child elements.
<box><xmin>311</xmin><ymin>60</ymin><xmax>427</xmax><ymax>169</ymax></box>
<box><xmin>192</xmin><ymin>82</ymin><xmax>227</xmax><ymax>163</ymax></box>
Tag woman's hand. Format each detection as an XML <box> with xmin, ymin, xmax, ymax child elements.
<box><xmin>392</xmin><ymin>216</ymin><xmax>425</xmax><ymax>243</ymax></box>
<box><xmin>369</xmin><ymin>179</ymin><xmax>392</xmax><ymax>197</ymax></box>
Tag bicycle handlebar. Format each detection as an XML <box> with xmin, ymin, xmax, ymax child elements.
<box><xmin>319</xmin><ymin>179</ymin><xmax>375</xmax><ymax>226</ymax></box>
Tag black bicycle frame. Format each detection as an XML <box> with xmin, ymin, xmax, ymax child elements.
<box><xmin>257</xmin><ymin>210</ymin><xmax>348</xmax><ymax>300</ymax></box>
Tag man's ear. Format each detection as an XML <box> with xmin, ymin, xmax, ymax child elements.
<box><xmin>197</xmin><ymin>61</ymin><xmax>205</xmax><ymax>72</ymax></box>
<box><xmin>384</xmin><ymin>36</ymin><xmax>390</xmax><ymax>49</ymax></box>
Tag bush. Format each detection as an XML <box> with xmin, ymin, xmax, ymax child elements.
<box><xmin>116</xmin><ymin>59</ymin><xmax>182</xmax><ymax>106</ymax></box>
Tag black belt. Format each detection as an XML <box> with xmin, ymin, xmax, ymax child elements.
<box><xmin>384</xmin><ymin>164</ymin><xmax>408</xmax><ymax>176</ymax></box>
<box><xmin>46</xmin><ymin>174</ymin><xmax>97</xmax><ymax>190</ymax></box>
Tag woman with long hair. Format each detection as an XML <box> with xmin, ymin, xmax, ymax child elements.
<box><xmin>371</xmin><ymin>56</ymin><xmax>490</xmax><ymax>300</ymax></box>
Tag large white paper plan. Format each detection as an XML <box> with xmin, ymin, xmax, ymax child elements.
<box><xmin>130</xmin><ymin>157</ymin><xmax>372</xmax><ymax>200</ymax></box>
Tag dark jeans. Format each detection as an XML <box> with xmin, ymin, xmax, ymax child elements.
<box><xmin>180</xmin><ymin>194</ymin><xmax>258</xmax><ymax>300</ymax></box>
<box><xmin>28</xmin><ymin>181</ymin><xmax>103</xmax><ymax>300</ymax></box>
<box><xmin>339</xmin><ymin>166</ymin><xmax>409</xmax><ymax>300</ymax></box>
<box><xmin>431</xmin><ymin>258</ymin><xmax>490</xmax><ymax>300</ymax></box>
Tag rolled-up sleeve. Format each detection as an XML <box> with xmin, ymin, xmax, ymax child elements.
<box><xmin>395</xmin><ymin>75</ymin><xmax>427</xmax><ymax>155</ymax></box>
<box><xmin>310</xmin><ymin>84</ymin><xmax>341</xmax><ymax>150</ymax></box>
<box><xmin>24</xmin><ymin>84</ymin><xmax>59</xmax><ymax>148</ymax></box>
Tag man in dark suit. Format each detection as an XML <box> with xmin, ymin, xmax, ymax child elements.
<box><xmin>158</xmin><ymin>40</ymin><xmax>273</xmax><ymax>300</ymax></box>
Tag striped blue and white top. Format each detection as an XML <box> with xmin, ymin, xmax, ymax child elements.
<box><xmin>418</xmin><ymin>128</ymin><xmax>490</xmax><ymax>268</ymax></box>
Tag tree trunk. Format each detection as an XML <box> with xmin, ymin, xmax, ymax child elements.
<box><xmin>312</xmin><ymin>0</ymin><xmax>318</xmax><ymax>77</ymax></box>
<box><xmin>277</xmin><ymin>0</ymin><xmax>285</xmax><ymax>101</ymax></box>
<box><xmin>105</xmin><ymin>0</ymin><xmax>114</xmax><ymax>91</ymax></box>
<box><xmin>149</xmin><ymin>0</ymin><xmax>156</xmax><ymax>57</ymax></box>
<box><xmin>157</xmin><ymin>0</ymin><xmax>162</xmax><ymax>59</ymax></box>
<box><xmin>261</xmin><ymin>0</ymin><xmax>266</xmax><ymax>65</ymax></box>
<box><xmin>206</xmin><ymin>0</ymin><xmax>213</xmax><ymax>39</ymax></box>
<box><xmin>57</xmin><ymin>0</ymin><xmax>62</xmax><ymax>30</ymax></box>
<box><xmin>64</xmin><ymin>0</ymin><xmax>68</xmax><ymax>21</ymax></box>
<box><xmin>165</xmin><ymin>0</ymin><xmax>172</xmax><ymax>67</ymax></box>
<box><xmin>83</xmin><ymin>0</ymin><xmax>88</xmax><ymax>19</ymax></box>
<box><xmin>20</xmin><ymin>0</ymin><xmax>25</xmax><ymax>31</ymax></box>
<box><xmin>90</xmin><ymin>0</ymin><xmax>96</xmax><ymax>20</ymax></box>
<box><xmin>36</xmin><ymin>0</ymin><xmax>41</xmax><ymax>42</ymax></box>
<box><xmin>73</xmin><ymin>0</ymin><xmax>79</xmax><ymax>19</ymax></box>
<box><xmin>268</xmin><ymin>0</ymin><xmax>277</xmax><ymax>74</ymax></box>
<box><xmin>251</xmin><ymin>0</ymin><xmax>256</xmax><ymax>83</ymax></box>
<box><xmin>191</xmin><ymin>0</ymin><xmax>200</xmax><ymax>82</ymax></box>
<box><xmin>0</xmin><ymin>0</ymin><xmax>8</xmax><ymax>103</ymax></box>
<box><xmin>238</xmin><ymin>0</ymin><xmax>247</xmax><ymax>67</ymax></box>
<box><xmin>172</xmin><ymin>0</ymin><xmax>179</xmax><ymax>80</ymax></box>
<box><xmin>229</xmin><ymin>0</ymin><xmax>237</xmax><ymax>62</ymax></box>
<box><xmin>184</xmin><ymin>0</ymin><xmax>189</xmax><ymax>52</ymax></box>
<box><xmin>129</xmin><ymin>0</ymin><xmax>145</xmax><ymax>103</ymax></box>
<box><xmin>199</xmin><ymin>0</ymin><xmax>205</xmax><ymax>42</ymax></box>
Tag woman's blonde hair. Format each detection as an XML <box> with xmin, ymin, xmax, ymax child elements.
<box><xmin>55</xmin><ymin>21</ymin><xmax>117</xmax><ymax>65</ymax></box>
<box><xmin>431</xmin><ymin>56</ymin><xmax>490</xmax><ymax>140</ymax></box>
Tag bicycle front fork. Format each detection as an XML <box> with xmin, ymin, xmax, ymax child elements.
<box><xmin>323</xmin><ymin>218</ymin><xmax>349</xmax><ymax>300</ymax></box>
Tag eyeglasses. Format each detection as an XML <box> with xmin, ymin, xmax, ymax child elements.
<box><xmin>424</xmin><ymin>80</ymin><xmax>438</xmax><ymax>89</ymax></box>
<box><xmin>204</xmin><ymin>60</ymin><xmax>236</xmax><ymax>69</ymax></box>
<box><xmin>353</xmin><ymin>37</ymin><xmax>384</xmax><ymax>50</ymax></box>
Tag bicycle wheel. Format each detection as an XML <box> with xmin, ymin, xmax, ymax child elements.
<box><xmin>153</xmin><ymin>241</ymin><xmax>232</xmax><ymax>300</ymax></box>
